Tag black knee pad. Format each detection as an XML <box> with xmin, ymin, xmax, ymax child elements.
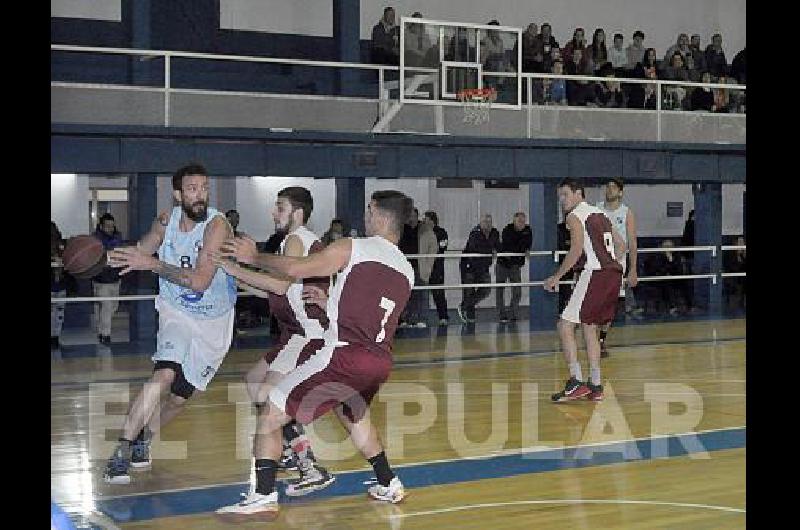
<box><xmin>153</xmin><ymin>360</ymin><xmax>196</xmax><ymax>399</ymax></box>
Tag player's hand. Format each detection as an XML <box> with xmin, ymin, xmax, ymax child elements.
<box><xmin>210</xmin><ymin>250</ymin><xmax>239</xmax><ymax>274</ymax></box>
<box><xmin>627</xmin><ymin>270</ymin><xmax>639</xmax><ymax>288</ymax></box>
<box><xmin>302</xmin><ymin>285</ymin><xmax>328</xmax><ymax>309</ymax></box>
<box><xmin>543</xmin><ymin>275</ymin><xmax>559</xmax><ymax>292</ymax></box>
<box><xmin>219</xmin><ymin>235</ymin><xmax>258</xmax><ymax>265</ymax></box>
<box><xmin>107</xmin><ymin>246</ymin><xmax>156</xmax><ymax>275</ymax></box>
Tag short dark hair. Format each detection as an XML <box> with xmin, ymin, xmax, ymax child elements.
<box><xmin>424</xmin><ymin>210</ymin><xmax>439</xmax><ymax>226</ymax></box>
<box><xmin>633</xmin><ymin>30</ymin><xmax>645</xmax><ymax>39</ymax></box>
<box><xmin>99</xmin><ymin>212</ymin><xmax>115</xmax><ymax>223</ymax></box>
<box><xmin>225</xmin><ymin>209</ymin><xmax>239</xmax><ymax>217</ymax></box>
<box><xmin>384</xmin><ymin>6</ymin><xmax>394</xmax><ymax>14</ymax></box>
<box><xmin>331</xmin><ymin>218</ymin><xmax>343</xmax><ymax>226</ymax></box>
<box><xmin>488</xmin><ymin>19</ymin><xmax>500</xmax><ymax>26</ymax></box>
<box><xmin>371</xmin><ymin>190</ymin><xmax>413</xmax><ymax>236</ymax></box>
<box><xmin>277</xmin><ymin>186</ymin><xmax>314</xmax><ymax>223</ymax></box>
<box><xmin>558</xmin><ymin>177</ymin><xmax>585</xmax><ymax>197</ymax></box>
<box><xmin>172</xmin><ymin>163</ymin><xmax>208</xmax><ymax>191</ymax></box>
<box><xmin>608</xmin><ymin>177</ymin><xmax>624</xmax><ymax>190</ymax></box>
<box><xmin>614</xmin><ymin>33</ymin><xmax>623</xmax><ymax>41</ymax></box>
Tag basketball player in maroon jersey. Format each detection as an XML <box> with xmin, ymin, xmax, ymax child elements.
<box><xmin>544</xmin><ymin>178</ymin><xmax>626</xmax><ymax>403</ymax></box>
<box><xmin>213</xmin><ymin>187</ymin><xmax>335</xmax><ymax>496</ymax></box>
<box><xmin>216</xmin><ymin>190</ymin><xmax>414</xmax><ymax>517</ymax></box>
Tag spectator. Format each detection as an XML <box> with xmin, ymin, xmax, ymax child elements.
<box><xmin>713</xmin><ymin>74</ymin><xmax>731</xmax><ymax>113</ymax></box>
<box><xmin>424</xmin><ymin>210</ymin><xmax>450</xmax><ymax>326</ymax></box>
<box><xmin>546</xmin><ymin>59</ymin><xmax>568</xmax><ymax>105</ymax></box>
<box><xmin>562</xmin><ymin>28</ymin><xmax>587</xmax><ymax>65</ymax></box>
<box><xmin>51</xmin><ymin>221</ymin><xmax>66</xmax><ymax>350</ymax></box>
<box><xmin>405</xmin><ymin>11</ymin><xmax>434</xmax><ymax>67</ymax></box>
<box><xmin>92</xmin><ymin>213</ymin><xmax>124</xmax><ymax>345</ymax></box>
<box><xmin>321</xmin><ymin>218</ymin><xmax>345</xmax><ymax>246</ymax></box>
<box><xmin>661</xmin><ymin>52</ymin><xmax>690</xmax><ymax>110</ymax></box>
<box><xmin>723</xmin><ymin>235</ymin><xmax>746</xmax><ymax>311</ymax></box>
<box><xmin>681</xmin><ymin>209</ymin><xmax>696</xmax><ymax>311</ymax></box>
<box><xmin>261</xmin><ymin>228</ymin><xmax>286</xmax><ymax>254</ymax></box>
<box><xmin>371</xmin><ymin>6</ymin><xmax>400</xmax><ymax>65</ymax></box>
<box><xmin>458</xmin><ymin>214</ymin><xmax>500</xmax><ymax>323</ymax></box>
<box><xmin>690</xmin><ymin>71</ymin><xmax>715</xmax><ymax>111</ymax></box>
<box><xmin>628</xmin><ymin>65</ymin><xmax>657</xmax><ymax>109</ymax></box>
<box><xmin>481</xmin><ymin>20</ymin><xmax>511</xmax><ymax>72</ymax></box>
<box><xmin>705</xmin><ymin>33</ymin><xmax>728</xmax><ymax>77</ymax></box>
<box><xmin>642</xmin><ymin>47</ymin><xmax>658</xmax><ymax>70</ymax></box>
<box><xmin>609</xmin><ymin>33</ymin><xmax>628</xmax><ymax>73</ymax></box>
<box><xmin>513</xmin><ymin>23</ymin><xmax>542</xmax><ymax>72</ymax></box>
<box><xmin>643</xmin><ymin>239</ymin><xmax>686</xmax><ymax>316</ymax></box>
<box><xmin>536</xmin><ymin>23</ymin><xmax>560</xmax><ymax>72</ymax></box>
<box><xmin>415</xmin><ymin>212</ymin><xmax>439</xmax><ymax>327</ymax></box>
<box><xmin>566</xmin><ymin>49</ymin><xmax>596</xmax><ymax>106</ymax></box>
<box><xmin>399</xmin><ymin>207</ymin><xmax>426</xmax><ymax>327</ymax></box>
<box><xmin>730</xmin><ymin>47</ymin><xmax>745</xmax><ymax>84</ymax></box>
<box><xmin>496</xmin><ymin>212</ymin><xmax>532</xmax><ymax>323</ymax></box>
<box><xmin>626</xmin><ymin>30</ymin><xmax>646</xmax><ymax>69</ymax></box>
<box><xmin>543</xmin><ymin>45</ymin><xmax>561</xmax><ymax>75</ymax></box>
<box><xmin>595</xmin><ymin>67</ymin><xmax>627</xmax><ymax>108</ymax></box>
<box><xmin>664</xmin><ymin>33</ymin><xmax>690</xmax><ymax>64</ymax></box>
<box><xmin>225</xmin><ymin>209</ymin><xmax>244</xmax><ymax>237</ymax></box>
<box><xmin>587</xmin><ymin>28</ymin><xmax>609</xmax><ymax>74</ymax></box>
<box><xmin>687</xmin><ymin>34</ymin><xmax>708</xmax><ymax>79</ymax></box>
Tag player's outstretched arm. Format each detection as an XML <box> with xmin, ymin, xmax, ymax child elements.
<box><xmin>221</xmin><ymin>236</ymin><xmax>352</xmax><ymax>281</ymax></box>
<box><xmin>212</xmin><ymin>234</ymin><xmax>303</xmax><ymax>296</ymax></box>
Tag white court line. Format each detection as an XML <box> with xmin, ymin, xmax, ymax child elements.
<box><xmin>390</xmin><ymin>499</ymin><xmax>746</xmax><ymax>519</ymax></box>
<box><xmin>96</xmin><ymin>425</ymin><xmax>746</xmax><ymax>501</ymax></box>
<box><xmin>85</xmin><ymin>510</ymin><xmax>122</xmax><ymax>530</ymax></box>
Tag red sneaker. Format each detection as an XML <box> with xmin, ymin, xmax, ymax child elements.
<box><xmin>586</xmin><ymin>382</ymin><xmax>604</xmax><ymax>402</ymax></box>
<box><xmin>551</xmin><ymin>377</ymin><xmax>591</xmax><ymax>403</ymax></box>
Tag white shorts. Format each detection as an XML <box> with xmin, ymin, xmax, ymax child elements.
<box><xmin>153</xmin><ymin>297</ymin><xmax>234</xmax><ymax>391</ymax></box>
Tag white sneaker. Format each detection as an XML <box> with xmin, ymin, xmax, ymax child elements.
<box><xmin>367</xmin><ymin>477</ymin><xmax>406</xmax><ymax>503</ymax></box>
<box><xmin>215</xmin><ymin>491</ymin><xmax>279</xmax><ymax>516</ymax></box>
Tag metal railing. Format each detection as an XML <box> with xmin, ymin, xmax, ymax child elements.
<box><xmin>51</xmin><ymin>44</ymin><xmax>745</xmax><ymax>141</ymax></box>
<box><xmin>50</xmin><ymin>244</ymin><xmax>744</xmax><ymax>302</ymax></box>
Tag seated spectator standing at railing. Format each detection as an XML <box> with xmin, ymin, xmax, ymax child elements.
<box><xmin>545</xmin><ymin>59</ymin><xmax>568</xmax><ymax>105</ymax></box>
<box><xmin>562</xmin><ymin>28</ymin><xmax>587</xmax><ymax>65</ymax></box>
<box><xmin>415</xmin><ymin>212</ymin><xmax>439</xmax><ymax>328</ymax></box>
<box><xmin>664</xmin><ymin>33</ymin><xmax>691</xmax><ymax>65</ymax></box>
<box><xmin>687</xmin><ymin>34</ymin><xmax>708</xmax><ymax>81</ymax></box>
<box><xmin>705</xmin><ymin>33</ymin><xmax>728</xmax><ymax>78</ymax></box>
<box><xmin>512</xmin><ymin>23</ymin><xmax>541</xmax><ymax>73</ymax></box>
<box><xmin>423</xmin><ymin>210</ymin><xmax>449</xmax><ymax>326</ymax></box>
<box><xmin>641</xmin><ymin>47</ymin><xmax>659</xmax><ymax>71</ymax></box>
<box><xmin>399</xmin><ymin>207</ymin><xmax>426</xmax><ymax>328</ymax></box>
<box><xmin>92</xmin><ymin>213</ymin><xmax>124</xmax><ymax>345</ymax></box>
<box><xmin>730</xmin><ymin>48</ymin><xmax>745</xmax><ymax>84</ymax></box>
<box><xmin>458</xmin><ymin>214</ymin><xmax>500</xmax><ymax>324</ymax></box>
<box><xmin>481</xmin><ymin>20</ymin><xmax>511</xmax><ymax>72</ymax></box>
<box><xmin>627</xmin><ymin>64</ymin><xmax>658</xmax><ymax>109</ymax></box>
<box><xmin>595</xmin><ymin>65</ymin><xmax>626</xmax><ymax>108</ymax></box>
<box><xmin>404</xmin><ymin>12</ymin><xmax>434</xmax><ymax>67</ymax></box>
<box><xmin>51</xmin><ymin>220</ymin><xmax>67</xmax><ymax>350</ymax></box>
<box><xmin>661</xmin><ymin>52</ymin><xmax>691</xmax><ymax>110</ymax></box>
<box><xmin>496</xmin><ymin>212</ymin><xmax>532</xmax><ymax>323</ymax></box>
<box><xmin>643</xmin><ymin>239</ymin><xmax>686</xmax><ymax>316</ymax></box>
<box><xmin>690</xmin><ymin>71</ymin><xmax>715</xmax><ymax>111</ymax></box>
<box><xmin>626</xmin><ymin>30</ymin><xmax>646</xmax><ymax>70</ymax></box>
<box><xmin>609</xmin><ymin>33</ymin><xmax>628</xmax><ymax>75</ymax></box>
<box><xmin>566</xmin><ymin>49</ymin><xmax>596</xmax><ymax>106</ymax></box>
<box><xmin>586</xmin><ymin>28</ymin><xmax>609</xmax><ymax>75</ymax></box>
<box><xmin>712</xmin><ymin>74</ymin><xmax>731</xmax><ymax>113</ymax></box>
<box><xmin>536</xmin><ymin>23</ymin><xmax>560</xmax><ymax>72</ymax></box>
<box><xmin>371</xmin><ymin>6</ymin><xmax>400</xmax><ymax>65</ymax></box>
<box><xmin>321</xmin><ymin>218</ymin><xmax>345</xmax><ymax>246</ymax></box>
<box><xmin>723</xmin><ymin>235</ymin><xmax>746</xmax><ymax>312</ymax></box>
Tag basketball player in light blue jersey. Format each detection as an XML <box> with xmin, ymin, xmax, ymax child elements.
<box><xmin>102</xmin><ymin>163</ymin><xmax>237</xmax><ymax>484</ymax></box>
<box><xmin>596</xmin><ymin>177</ymin><xmax>640</xmax><ymax>357</ymax></box>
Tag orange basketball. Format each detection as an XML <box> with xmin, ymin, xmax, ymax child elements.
<box><xmin>63</xmin><ymin>235</ymin><xmax>105</xmax><ymax>276</ymax></box>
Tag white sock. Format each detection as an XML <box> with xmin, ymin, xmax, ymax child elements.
<box><xmin>590</xmin><ymin>366</ymin><xmax>601</xmax><ymax>386</ymax></box>
<box><xmin>569</xmin><ymin>362</ymin><xmax>583</xmax><ymax>381</ymax></box>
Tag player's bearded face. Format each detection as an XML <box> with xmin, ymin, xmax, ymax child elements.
<box><xmin>181</xmin><ymin>195</ymin><xmax>208</xmax><ymax>222</ymax></box>
<box><xmin>272</xmin><ymin>199</ymin><xmax>295</xmax><ymax>233</ymax></box>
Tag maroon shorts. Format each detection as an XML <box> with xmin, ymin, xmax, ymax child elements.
<box><xmin>269</xmin><ymin>343</ymin><xmax>392</xmax><ymax>425</ymax></box>
<box><xmin>263</xmin><ymin>335</ymin><xmax>324</xmax><ymax>375</ymax></box>
<box><xmin>562</xmin><ymin>268</ymin><xmax>622</xmax><ymax>325</ymax></box>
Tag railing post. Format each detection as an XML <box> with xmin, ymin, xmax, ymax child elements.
<box><xmin>656</xmin><ymin>81</ymin><xmax>661</xmax><ymax>141</ymax></box>
<box><xmin>526</xmin><ymin>76</ymin><xmax>532</xmax><ymax>138</ymax></box>
<box><xmin>164</xmin><ymin>54</ymin><xmax>170</xmax><ymax>127</ymax></box>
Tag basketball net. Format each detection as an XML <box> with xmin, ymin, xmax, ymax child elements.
<box><xmin>457</xmin><ymin>87</ymin><xmax>497</xmax><ymax>125</ymax></box>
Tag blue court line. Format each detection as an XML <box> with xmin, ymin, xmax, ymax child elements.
<box><xmin>95</xmin><ymin>427</ymin><xmax>746</xmax><ymax>524</ymax></box>
<box><xmin>50</xmin><ymin>336</ymin><xmax>745</xmax><ymax>389</ymax></box>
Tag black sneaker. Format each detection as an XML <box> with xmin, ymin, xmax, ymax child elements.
<box><xmin>551</xmin><ymin>377</ymin><xmax>591</xmax><ymax>403</ymax></box>
<box><xmin>285</xmin><ymin>463</ymin><xmax>335</xmax><ymax>496</ymax></box>
<box><xmin>278</xmin><ymin>446</ymin><xmax>298</xmax><ymax>471</ymax></box>
<box><xmin>456</xmin><ymin>305</ymin><xmax>469</xmax><ymax>324</ymax></box>
<box><xmin>130</xmin><ymin>439</ymin><xmax>152</xmax><ymax>469</ymax></box>
<box><xmin>586</xmin><ymin>381</ymin><xmax>604</xmax><ymax>402</ymax></box>
<box><xmin>499</xmin><ymin>314</ymin><xmax>510</xmax><ymax>323</ymax></box>
<box><xmin>104</xmin><ymin>446</ymin><xmax>131</xmax><ymax>484</ymax></box>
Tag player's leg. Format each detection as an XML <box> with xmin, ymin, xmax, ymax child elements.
<box><xmin>103</xmin><ymin>364</ymin><xmax>177</xmax><ymax>483</ymax></box>
<box><xmin>495</xmin><ymin>263</ymin><xmax>509</xmax><ymax>321</ymax></box>
<box><xmin>583</xmin><ymin>322</ymin><xmax>605</xmax><ymax>401</ymax></box>
<box><xmin>553</xmin><ymin>271</ymin><xmax>592</xmax><ymax>403</ymax></box>
<box><xmin>509</xmin><ymin>265</ymin><xmax>522</xmax><ymax>320</ymax></box>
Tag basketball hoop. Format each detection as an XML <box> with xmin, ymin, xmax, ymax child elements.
<box><xmin>457</xmin><ymin>87</ymin><xmax>497</xmax><ymax>125</ymax></box>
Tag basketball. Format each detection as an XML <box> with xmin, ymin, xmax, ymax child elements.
<box><xmin>63</xmin><ymin>235</ymin><xmax>105</xmax><ymax>277</ymax></box>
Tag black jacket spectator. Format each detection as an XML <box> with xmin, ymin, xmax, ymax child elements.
<box><xmin>92</xmin><ymin>226</ymin><xmax>124</xmax><ymax>284</ymax></box>
<box><xmin>371</xmin><ymin>14</ymin><xmax>400</xmax><ymax>65</ymax></box>
<box><xmin>431</xmin><ymin>225</ymin><xmax>448</xmax><ymax>283</ymax></box>
<box><xmin>498</xmin><ymin>223</ymin><xmax>532</xmax><ymax>268</ymax></box>
<box><xmin>399</xmin><ymin>222</ymin><xmax>420</xmax><ymax>275</ymax></box>
<box><xmin>705</xmin><ymin>41</ymin><xmax>728</xmax><ymax>77</ymax></box>
<box><xmin>260</xmin><ymin>231</ymin><xmax>286</xmax><ymax>254</ymax></box>
<box><xmin>730</xmin><ymin>48</ymin><xmax>745</xmax><ymax>84</ymax></box>
<box><xmin>690</xmin><ymin>86</ymin><xmax>714</xmax><ymax>111</ymax></box>
<box><xmin>460</xmin><ymin>225</ymin><xmax>500</xmax><ymax>275</ymax></box>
